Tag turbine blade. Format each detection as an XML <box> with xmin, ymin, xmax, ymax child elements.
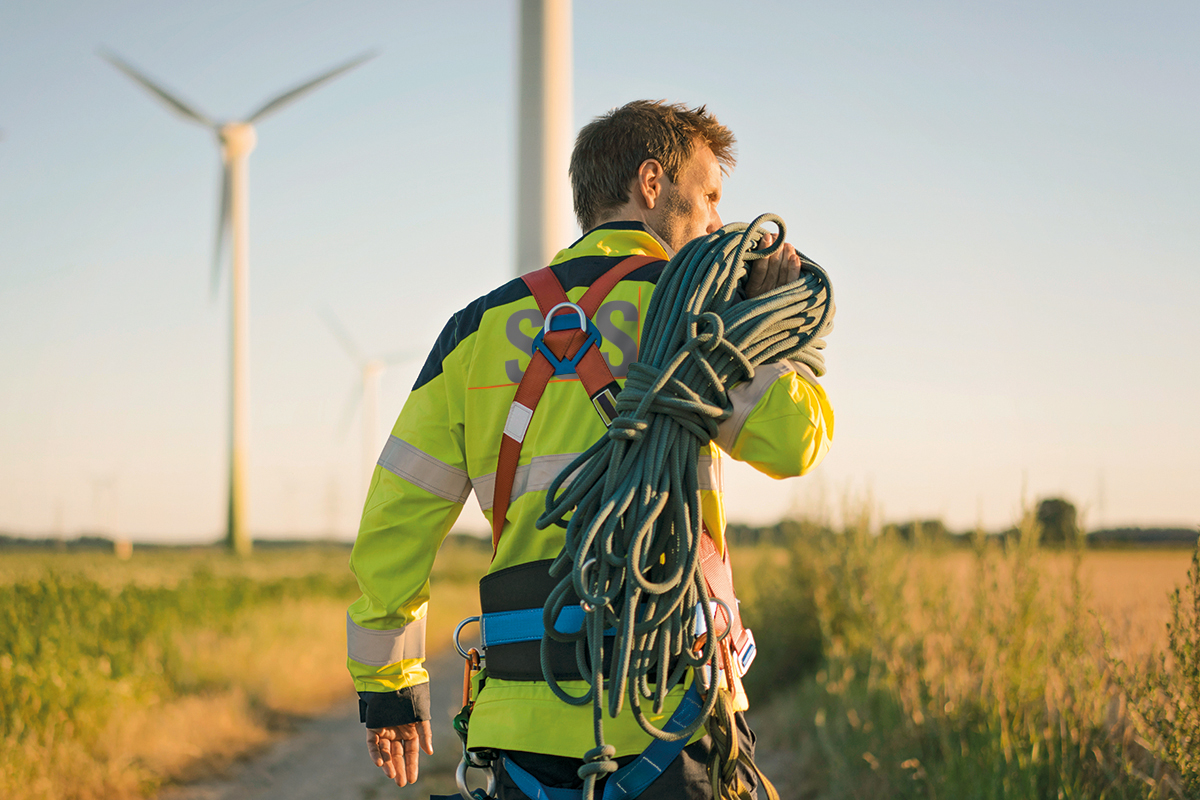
<box><xmin>339</xmin><ymin>384</ymin><xmax>362</xmax><ymax>437</ymax></box>
<box><xmin>99</xmin><ymin>49</ymin><xmax>214</xmax><ymax>127</ymax></box>
<box><xmin>245</xmin><ymin>51</ymin><xmax>376</xmax><ymax>124</ymax></box>
<box><xmin>382</xmin><ymin>349</ymin><xmax>418</xmax><ymax>367</ymax></box>
<box><xmin>211</xmin><ymin>164</ymin><xmax>231</xmax><ymax>300</ymax></box>
<box><xmin>321</xmin><ymin>307</ymin><xmax>367</xmax><ymax>364</ymax></box>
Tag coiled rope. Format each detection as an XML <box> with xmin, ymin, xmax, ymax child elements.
<box><xmin>535</xmin><ymin>214</ymin><xmax>834</xmax><ymax>799</ymax></box>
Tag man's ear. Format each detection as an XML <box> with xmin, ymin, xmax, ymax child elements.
<box><xmin>635</xmin><ymin>159</ymin><xmax>668</xmax><ymax>210</ymax></box>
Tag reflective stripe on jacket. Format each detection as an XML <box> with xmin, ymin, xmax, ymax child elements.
<box><xmin>347</xmin><ymin>221</ymin><xmax>834</xmax><ymax>756</ymax></box>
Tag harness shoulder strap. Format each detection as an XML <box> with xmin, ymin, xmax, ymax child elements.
<box><xmin>490</xmin><ymin>255</ymin><xmax>658</xmax><ymax>552</ymax></box>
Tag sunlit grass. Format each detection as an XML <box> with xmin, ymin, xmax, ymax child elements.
<box><xmin>0</xmin><ymin>536</ymin><xmax>489</xmax><ymax>800</ymax></box>
<box><xmin>738</xmin><ymin>518</ymin><xmax>1198</xmax><ymax>800</ymax></box>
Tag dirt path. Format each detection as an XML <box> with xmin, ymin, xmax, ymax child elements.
<box><xmin>157</xmin><ymin>649</ymin><xmax>471</xmax><ymax>800</ymax></box>
<box><xmin>157</xmin><ymin>650</ymin><xmax>794</xmax><ymax>800</ymax></box>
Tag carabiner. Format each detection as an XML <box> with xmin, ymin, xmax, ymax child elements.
<box><xmin>462</xmin><ymin>647</ymin><xmax>482</xmax><ymax>708</ymax></box>
<box><xmin>456</xmin><ymin>752</ymin><xmax>498</xmax><ymax>800</ymax></box>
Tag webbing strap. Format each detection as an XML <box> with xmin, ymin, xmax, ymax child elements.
<box><xmin>698</xmin><ymin>533</ymin><xmax>745</xmax><ymax>646</ymax></box>
<box><xmin>491</xmin><ymin>256</ymin><xmax>658</xmax><ymax>552</ymax></box>
<box><xmin>496</xmin><ymin>681</ymin><xmax>704</xmax><ymax>800</ymax></box>
<box><xmin>481</xmin><ymin>605</ymin><xmax>587</xmax><ymax>647</ymax></box>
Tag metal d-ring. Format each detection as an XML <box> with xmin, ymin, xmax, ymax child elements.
<box><xmin>456</xmin><ymin>756</ymin><xmax>497</xmax><ymax>800</ymax></box>
<box><xmin>543</xmin><ymin>301</ymin><xmax>587</xmax><ymax>334</ymax></box>
<box><xmin>453</xmin><ymin>615</ymin><xmax>481</xmax><ymax>659</ymax></box>
<box><xmin>711</xmin><ymin>597</ymin><xmax>734</xmax><ymax>642</ymax></box>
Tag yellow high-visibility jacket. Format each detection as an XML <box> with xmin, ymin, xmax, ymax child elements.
<box><xmin>347</xmin><ymin>221</ymin><xmax>834</xmax><ymax>758</ymax></box>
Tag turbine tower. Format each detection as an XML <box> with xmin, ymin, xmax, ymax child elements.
<box><xmin>516</xmin><ymin>0</ymin><xmax>573</xmax><ymax>275</ymax></box>
<box><xmin>102</xmin><ymin>50</ymin><xmax>374</xmax><ymax>555</ymax></box>
<box><xmin>321</xmin><ymin>309</ymin><xmax>413</xmax><ymax>504</ymax></box>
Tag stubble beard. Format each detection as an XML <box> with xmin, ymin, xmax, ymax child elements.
<box><xmin>653</xmin><ymin>187</ymin><xmax>696</xmax><ymax>253</ymax></box>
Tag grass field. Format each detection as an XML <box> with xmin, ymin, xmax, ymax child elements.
<box><xmin>3</xmin><ymin>529</ymin><xmax>1196</xmax><ymax>800</ymax></box>
<box><xmin>736</xmin><ymin>523</ymin><xmax>1200</xmax><ymax>800</ymax></box>
<box><xmin>0</xmin><ymin>538</ymin><xmax>489</xmax><ymax>800</ymax></box>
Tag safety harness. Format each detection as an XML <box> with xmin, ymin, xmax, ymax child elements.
<box><xmin>490</xmin><ymin>254</ymin><xmax>657</xmax><ymax>551</ymax></box>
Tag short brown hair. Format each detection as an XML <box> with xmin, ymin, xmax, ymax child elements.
<box><xmin>569</xmin><ymin>100</ymin><xmax>736</xmax><ymax>232</ymax></box>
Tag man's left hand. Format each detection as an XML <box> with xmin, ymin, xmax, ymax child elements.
<box><xmin>745</xmin><ymin>232</ymin><xmax>802</xmax><ymax>298</ymax></box>
<box><xmin>367</xmin><ymin>720</ymin><xmax>434</xmax><ymax>787</ymax></box>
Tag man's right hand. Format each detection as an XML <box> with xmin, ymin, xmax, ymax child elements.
<box><xmin>745</xmin><ymin>231</ymin><xmax>802</xmax><ymax>298</ymax></box>
<box><xmin>367</xmin><ymin>720</ymin><xmax>434</xmax><ymax>787</ymax></box>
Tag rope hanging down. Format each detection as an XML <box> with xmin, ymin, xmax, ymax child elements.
<box><xmin>535</xmin><ymin>214</ymin><xmax>834</xmax><ymax>798</ymax></box>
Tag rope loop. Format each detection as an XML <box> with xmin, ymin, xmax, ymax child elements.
<box><xmin>691</xmin><ymin>311</ymin><xmax>726</xmax><ymax>353</ymax></box>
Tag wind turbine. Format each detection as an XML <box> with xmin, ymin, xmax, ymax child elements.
<box><xmin>102</xmin><ymin>49</ymin><xmax>374</xmax><ymax>555</ymax></box>
<box><xmin>322</xmin><ymin>309</ymin><xmax>415</xmax><ymax>504</ymax></box>
<box><xmin>515</xmin><ymin>0</ymin><xmax>573</xmax><ymax>275</ymax></box>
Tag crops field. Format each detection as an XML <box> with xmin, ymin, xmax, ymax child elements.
<box><xmin>0</xmin><ymin>539</ymin><xmax>488</xmax><ymax>800</ymax></box>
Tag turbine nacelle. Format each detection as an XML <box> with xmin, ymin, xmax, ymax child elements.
<box><xmin>218</xmin><ymin>122</ymin><xmax>258</xmax><ymax>159</ymax></box>
<box><xmin>363</xmin><ymin>359</ymin><xmax>386</xmax><ymax>382</ymax></box>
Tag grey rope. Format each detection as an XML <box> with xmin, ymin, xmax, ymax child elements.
<box><xmin>535</xmin><ymin>214</ymin><xmax>834</xmax><ymax>797</ymax></box>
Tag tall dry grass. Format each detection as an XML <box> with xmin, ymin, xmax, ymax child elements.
<box><xmin>738</xmin><ymin>515</ymin><xmax>1198</xmax><ymax>800</ymax></box>
<box><xmin>0</xmin><ymin>538</ymin><xmax>489</xmax><ymax>800</ymax></box>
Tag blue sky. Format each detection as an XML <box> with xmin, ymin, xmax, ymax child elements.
<box><xmin>1</xmin><ymin>1</ymin><xmax>1197</xmax><ymax>541</ymax></box>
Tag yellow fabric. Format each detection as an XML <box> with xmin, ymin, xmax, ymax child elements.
<box><xmin>348</xmin><ymin>657</ymin><xmax>429</xmax><ymax>694</ymax></box>
<box><xmin>725</xmin><ymin>370</ymin><xmax>834</xmax><ymax>479</ymax></box>
<box><xmin>347</xmin><ymin>224</ymin><xmax>834</xmax><ymax>756</ymax></box>
<box><xmin>469</xmin><ymin>677</ymin><xmax>704</xmax><ymax>753</ymax></box>
<box><xmin>548</xmin><ymin>227</ymin><xmax>670</xmax><ymax>265</ymax></box>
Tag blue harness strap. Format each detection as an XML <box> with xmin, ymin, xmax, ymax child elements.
<box><xmin>601</xmin><ymin>682</ymin><xmax>704</xmax><ymax>800</ymax></box>
<box><xmin>481</xmin><ymin>606</ymin><xmax>587</xmax><ymax>648</ymax></box>
<box><xmin>491</xmin><ymin>681</ymin><xmax>704</xmax><ymax>800</ymax></box>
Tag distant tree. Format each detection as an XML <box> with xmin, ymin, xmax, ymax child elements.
<box><xmin>1035</xmin><ymin>497</ymin><xmax>1080</xmax><ymax>547</ymax></box>
<box><xmin>886</xmin><ymin>519</ymin><xmax>949</xmax><ymax>545</ymax></box>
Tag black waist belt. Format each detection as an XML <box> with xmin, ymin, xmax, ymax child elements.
<box><xmin>479</xmin><ymin>559</ymin><xmax>612</xmax><ymax>682</ymax></box>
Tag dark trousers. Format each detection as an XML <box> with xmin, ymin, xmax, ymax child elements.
<box><xmin>494</xmin><ymin>712</ymin><xmax>759</xmax><ymax>800</ymax></box>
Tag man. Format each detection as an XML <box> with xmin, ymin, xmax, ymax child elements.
<box><xmin>347</xmin><ymin>100</ymin><xmax>834</xmax><ymax>798</ymax></box>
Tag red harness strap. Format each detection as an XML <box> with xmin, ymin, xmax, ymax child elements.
<box><xmin>490</xmin><ymin>255</ymin><xmax>658</xmax><ymax>552</ymax></box>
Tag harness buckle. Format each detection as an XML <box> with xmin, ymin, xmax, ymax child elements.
<box><xmin>531</xmin><ymin>302</ymin><xmax>605</xmax><ymax>376</ymax></box>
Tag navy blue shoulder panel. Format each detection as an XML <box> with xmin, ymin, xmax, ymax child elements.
<box><xmin>411</xmin><ymin>255</ymin><xmax>667</xmax><ymax>391</ymax></box>
<box><xmin>411</xmin><ymin>276</ymin><xmax>530</xmax><ymax>391</ymax></box>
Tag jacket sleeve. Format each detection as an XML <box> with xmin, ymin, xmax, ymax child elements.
<box><xmin>347</xmin><ymin>339</ymin><xmax>470</xmax><ymax>728</ymax></box>
<box><xmin>713</xmin><ymin>359</ymin><xmax>834</xmax><ymax>477</ymax></box>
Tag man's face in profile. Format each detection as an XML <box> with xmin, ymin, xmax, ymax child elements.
<box><xmin>653</xmin><ymin>145</ymin><xmax>724</xmax><ymax>252</ymax></box>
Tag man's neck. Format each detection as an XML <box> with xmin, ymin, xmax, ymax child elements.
<box><xmin>591</xmin><ymin>215</ymin><xmax>675</xmax><ymax>257</ymax></box>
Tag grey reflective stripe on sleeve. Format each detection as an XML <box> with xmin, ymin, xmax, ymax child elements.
<box><xmin>714</xmin><ymin>361</ymin><xmax>813</xmax><ymax>452</ymax></box>
<box><xmin>347</xmin><ymin>613</ymin><xmax>427</xmax><ymax>666</ymax></box>
<box><xmin>474</xmin><ymin>451</ymin><xmax>720</xmax><ymax>511</ymax></box>
<box><xmin>474</xmin><ymin>453</ymin><xmax>583</xmax><ymax>511</ymax></box>
<box><xmin>377</xmin><ymin>436</ymin><xmax>472</xmax><ymax>504</ymax></box>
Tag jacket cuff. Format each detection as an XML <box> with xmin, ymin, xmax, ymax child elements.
<box><xmin>358</xmin><ymin>683</ymin><xmax>431</xmax><ymax>728</ymax></box>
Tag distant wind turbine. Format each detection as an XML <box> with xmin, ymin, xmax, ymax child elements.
<box><xmin>101</xmin><ymin>49</ymin><xmax>375</xmax><ymax>555</ymax></box>
<box><xmin>321</xmin><ymin>309</ymin><xmax>414</xmax><ymax>503</ymax></box>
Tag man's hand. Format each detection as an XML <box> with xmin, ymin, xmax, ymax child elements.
<box><xmin>744</xmin><ymin>231</ymin><xmax>802</xmax><ymax>298</ymax></box>
<box><xmin>367</xmin><ymin>721</ymin><xmax>434</xmax><ymax>787</ymax></box>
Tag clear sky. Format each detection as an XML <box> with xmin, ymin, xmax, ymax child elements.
<box><xmin>1</xmin><ymin>0</ymin><xmax>1197</xmax><ymax>542</ymax></box>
